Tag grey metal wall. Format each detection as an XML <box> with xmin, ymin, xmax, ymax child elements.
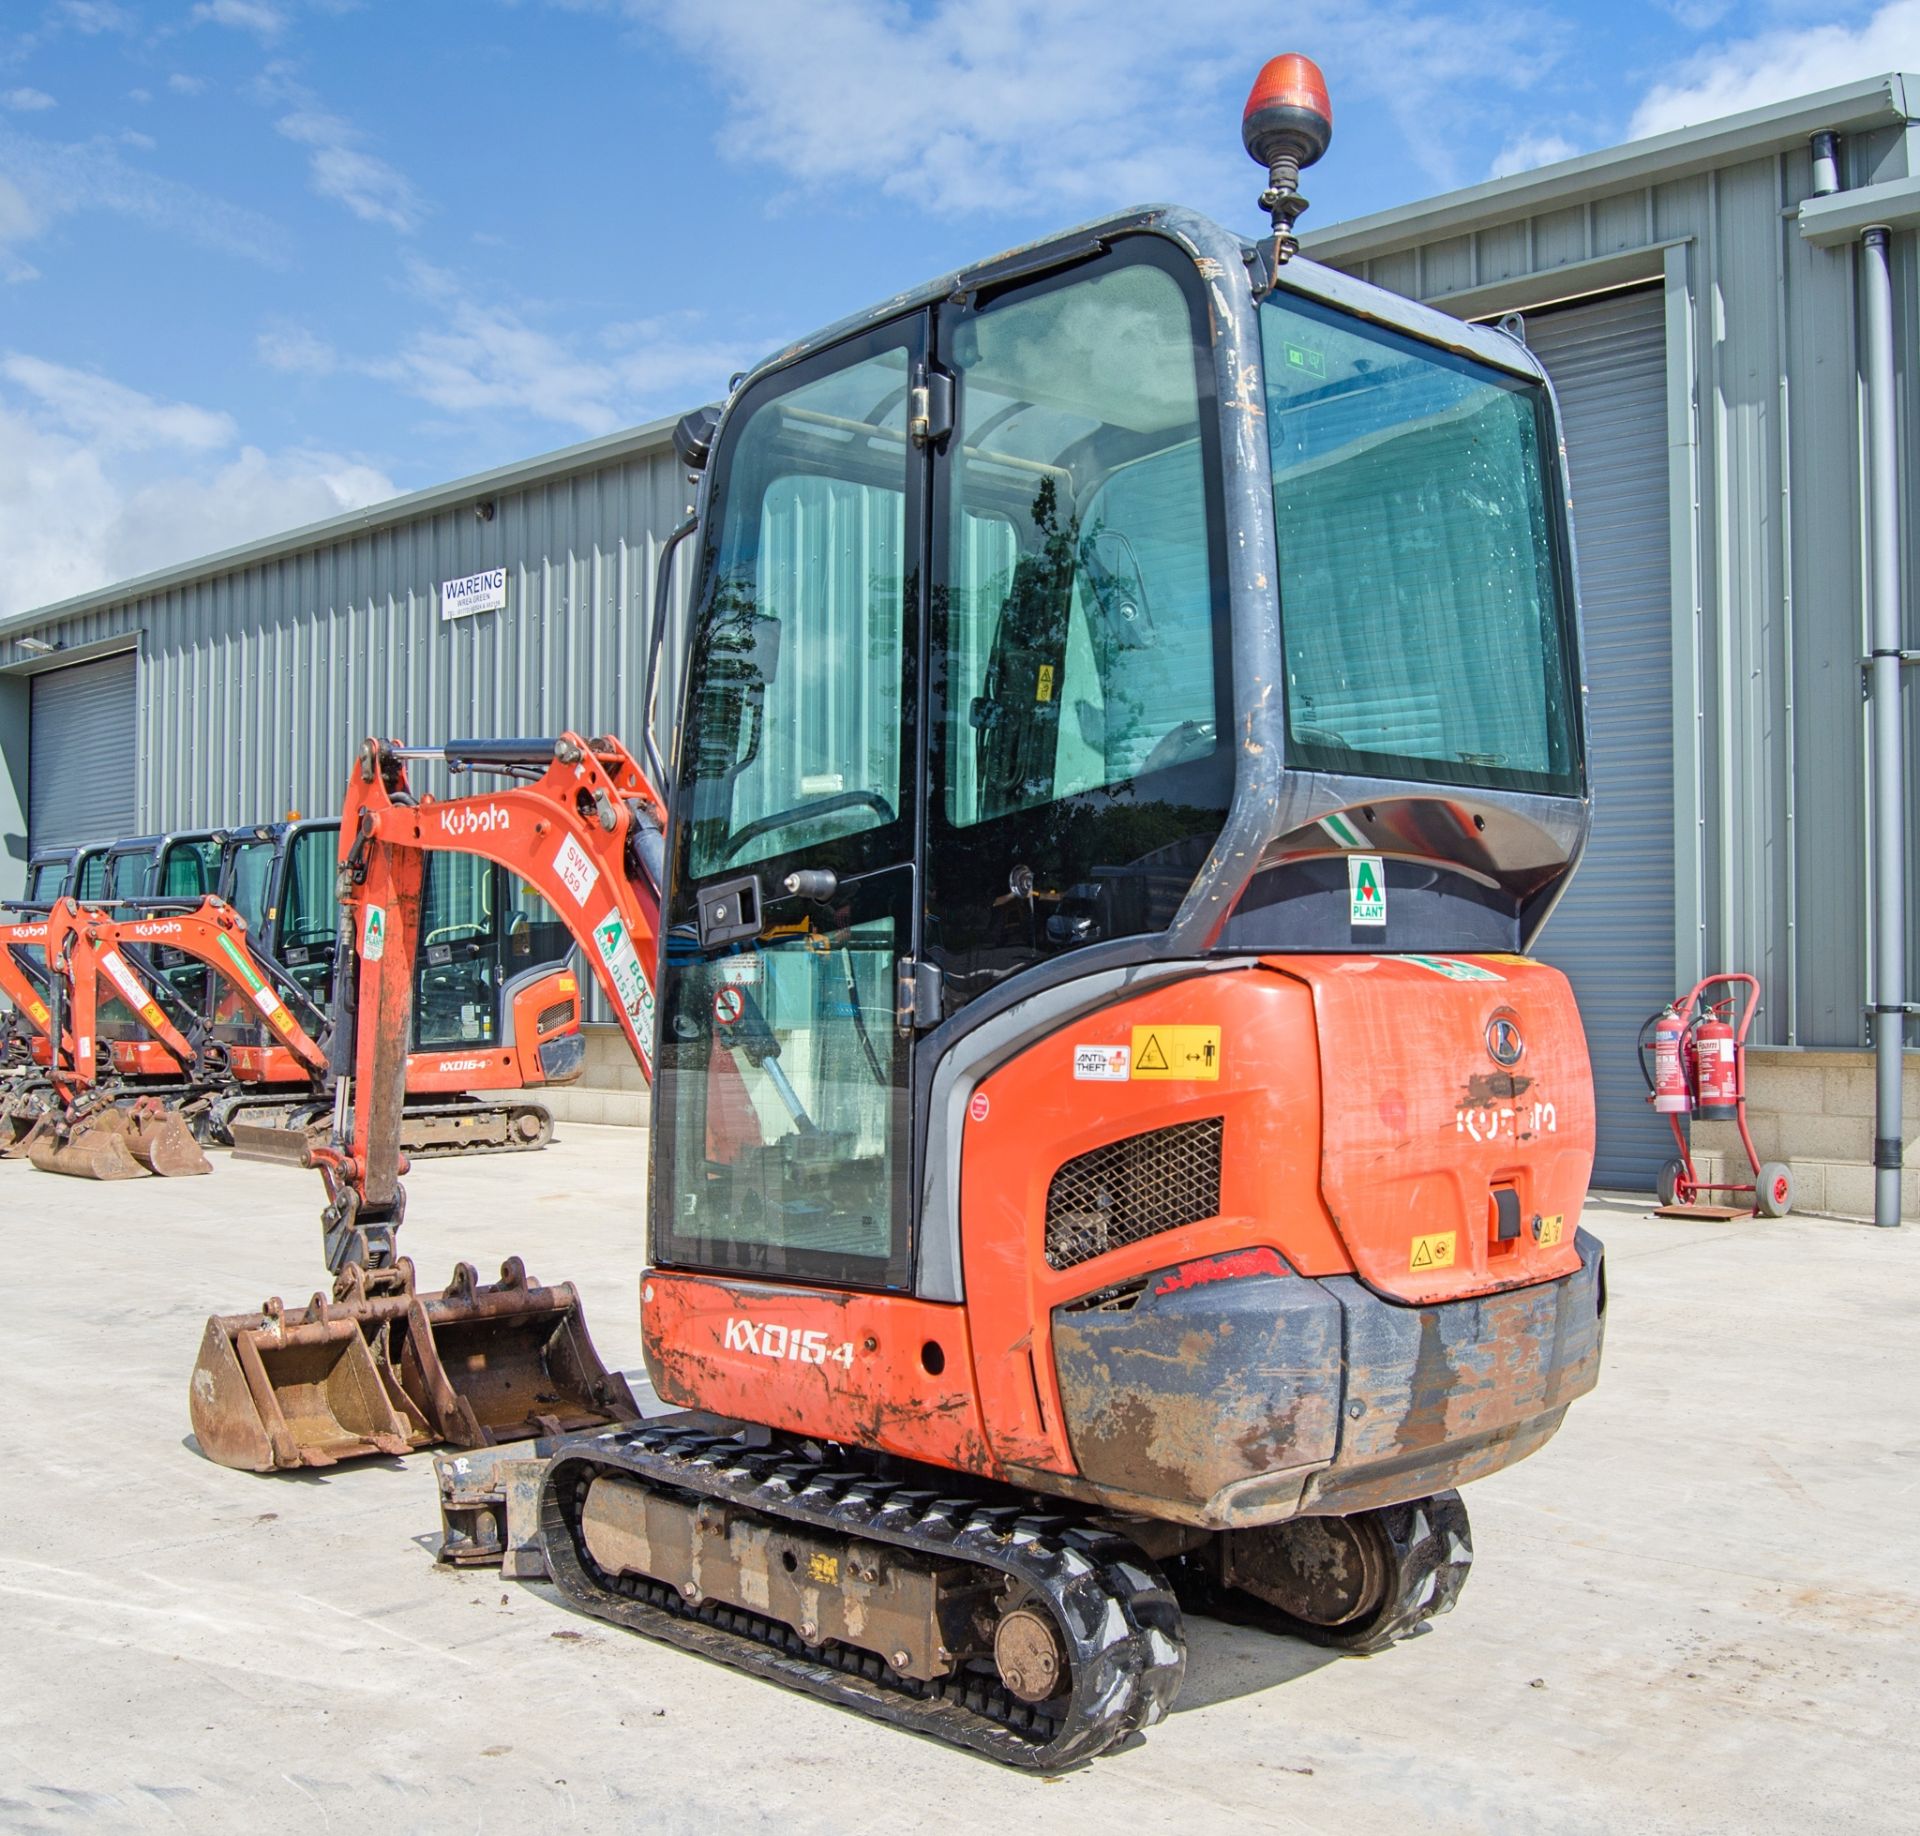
<box><xmin>4</xmin><ymin>438</ymin><xmax>690</xmax><ymax>838</ymax></box>
<box><xmin>1525</xmin><ymin>288</ymin><xmax>1676</xmax><ymax>1187</ymax></box>
<box><xmin>1323</xmin><ymin>129</ymin><xmax>1919</xmax><ymax>1050</ymax></box>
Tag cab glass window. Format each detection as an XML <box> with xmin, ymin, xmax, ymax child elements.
<box><xmin>680</xmin><ymin>344</ymin><xmax>910</xmax><ymax>882</ymax></box>
<box><xmin>928</xmin><ymin>241</ymin><xmax>1232</xmax><ymax>1005</ymax></box>
<box><xmin>1260</xmin><ymin>291</ymin><xmax>1579</xmax><ymax>797</ymax></box>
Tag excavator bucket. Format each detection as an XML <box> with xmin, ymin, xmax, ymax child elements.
<box><xmin>124</xmin><ymin>1105</ymin><xmax>213</xmax><ymax>1177</ymax></box>
<box><xmin>397</xmin><ymin>1257</ymin><xmax>639</xmax><ymax>1446</ymax></box>
<box><xmin>188</xmin><ymin>1257</ymin><xmax>636</xmax><ymax>1472</ymax></box>
<box><xmin>190</xmin><ymin>1295</ymin><xmax>415</xmax><ymax>1471</ymax></box>
<box><xmin>27</xmin><ymin>1103</ymin><xmax>210</xmax><ymax>1180</ymax></box>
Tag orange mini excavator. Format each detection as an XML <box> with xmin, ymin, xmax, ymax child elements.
<box><xmin>206</xmin><ymin>818</ymin><xmax>584</xmax><ymax>1159</ymax></box>
<box><xmin>194</xmin><ymin>56</ymin><xmax>1606</xmax><ymax>1767</ymax></box>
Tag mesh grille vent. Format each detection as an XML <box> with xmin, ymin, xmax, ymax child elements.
<box><xmin>1044</xmin><ymin>1118</ymin><xmax>1224</xmax><ymax>1271</ymax></box>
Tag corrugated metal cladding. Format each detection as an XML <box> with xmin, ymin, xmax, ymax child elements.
<box><xmin>1320</xmin><ymin>120</ymin><xmax>1919</xmax><ymax>1054</ymax></box>
<box><xmin>29</xmin><ymin>652</ymin><xmax>136</xmax><ymax>850</ymax></box>
<box><xmin>17</xmin><ymin>442</ymin><xmax>692</xmax><ymax>833</ymax></box>
<box><xmin>1524</xmin><ymin>289</ymin><xmax>1675</xmax><ymax>1188</ymax></box>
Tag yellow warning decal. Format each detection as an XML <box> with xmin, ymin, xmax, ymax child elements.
<box><xmin>1130</xmin><ymin>1025</ymin><xmax>1221</xmax><ymax>1080</ymax></box>
<box><xmin>1035</xmin><ymin>663</ymin><xmax>1055</xmax><ymax>703</ymax></box>
<box><xmin>28</xmin><ymin>1000</ymin><xmax>49</xmax><ymax>1026</ymax></box>
<box><xmin>807</xmin><ymin>1552</ymin><xmax>839</xmax><ymax>1585</ymax></box>
<box><xmin>1410</xmin><ymin>1231</ymin><xmax>1457</xmax><ymax>1272</ymax></box>
<box><xmin>1537</xmin><ymin>1213</ymin><xmax>1564</xmax><ymax>1247</ymax></box>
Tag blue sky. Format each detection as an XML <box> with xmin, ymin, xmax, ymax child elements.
<box><xmin>2</xmin><ymin>0</ymin><xmax>1915</xmax><ymax>616</ymax></box>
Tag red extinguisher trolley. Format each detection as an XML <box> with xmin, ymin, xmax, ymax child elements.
<box><xmin>1639</xmin><ymin>972</ymin><xmax>1795</xmax><ymax>1219</ymax></box>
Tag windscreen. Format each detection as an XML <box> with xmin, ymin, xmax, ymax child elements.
<box><xmin>1260</xmin><ymin>292</ymin><xmax>1580</xmax><ymax>798</ymax></box>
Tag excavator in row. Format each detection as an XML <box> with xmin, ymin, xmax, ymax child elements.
<box><xmin>1</xmin><ymin>818</ymin><xmax>587</xmax><ymax>1173</ymax></box>
<box><xmin>188</xmin><ymin>55</ymin><xmax>1606</xmax><ymax>1767</ymax></box>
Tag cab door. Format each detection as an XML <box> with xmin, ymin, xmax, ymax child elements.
<box><xmin>651</xmin><ymin>318</ymin><xmax>927</xmax><ymax>1292</ymax></box>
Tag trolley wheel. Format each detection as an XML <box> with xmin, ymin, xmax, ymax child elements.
<box><xmin>1657</xmin><ymin>1158</ymin><xmax>1686</xmax><ymax>1208</ymax></box>
<box><xmin>1756</xmin><ymin>1161</ymin><xmax>1794</xmax><ymax>1218</ymax></box>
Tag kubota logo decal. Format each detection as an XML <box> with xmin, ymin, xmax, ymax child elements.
<box><xmin>440</xmin><ymin>804</ymin><xmax>510</xmax><ymax>836</ymax></box>
<box><xmin>723</xmin><ymin>1317</ymin><xmax>854</xmax><ymax>1368</ymax></box>
<box><xmin>1486</xmin><ymin>1015</ymin><xmax>1524</xmax><ymax>1067</ymax></box>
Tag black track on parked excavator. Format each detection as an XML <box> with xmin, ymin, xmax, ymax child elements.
<box><xmin>540</xmin><ymin>1423</ymin><xmax>1187</xmax><ymax>1769</ymax></box>
<box><xmin>216</xmin><ymin>1095</ymin><xmax>553</xmax><ymax>1159</ymax></box>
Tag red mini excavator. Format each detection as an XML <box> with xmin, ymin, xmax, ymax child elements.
<box><xmin>193</xmin><ymin>55</ymin><xmax>1606</xmax><ymax>1767</ymax></box>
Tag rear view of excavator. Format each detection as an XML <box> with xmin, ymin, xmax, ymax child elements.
<box><xmin>529</xmin><ymin>52</ymin><xmax>1604</xmax><ymax>1765</ymax></box>
<box><xmin>188</xmin><ymin>52</ymin><xmax>1606</xmax><ymax>1767</ymax></box>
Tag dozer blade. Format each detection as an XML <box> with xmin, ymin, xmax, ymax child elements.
<box><xmin>227</xmin><ymin>1116</ymin><xmax>321</xmax><ymax>1167</ymax></box>
<box><xmin>188</xmin><ymin>1257</ymin><xmax>637</xmax><ymax>1473</ymax></box>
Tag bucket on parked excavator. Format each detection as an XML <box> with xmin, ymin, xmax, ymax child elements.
<box><xmin>188</xmin><ymin>1255</ymin><xmax>637</xmax><ymax>1472</ymax></box>
<box><xmin>25</xmin><ymin>1099</ymin><xmax>210</xmax><ymax>1179</ymax></box>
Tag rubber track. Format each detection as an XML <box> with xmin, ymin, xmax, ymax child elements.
<box><xmin>211</xmin><ymin>1097</ymin><xmax>553</xmax><ymax>1158</ymax></box>
<box><xmin>541</xmin><ymin>1424</ymin><xmax>1186</xmax><ymax>1769</ymax></box>
<box><xmin>1180</xmin><ymin>1489</ymin><xmax>1474</xmax><ymax>1655</ymax></box>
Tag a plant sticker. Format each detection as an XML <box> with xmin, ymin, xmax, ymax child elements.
<box><xmin>592</xmin><ymin>913</ymin><xmax>655</xmax><ymax>1053</ymax></box>
<box><xmin>1349</xmin><ymin>855</ymin><xmax>1386</xmax><ymax>927</ymax></box>
<box><xmin>364</xmin><ymin>904</ymin><xmax>387</xmax><ymax>962</ymax></box>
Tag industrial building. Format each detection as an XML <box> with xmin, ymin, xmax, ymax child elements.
<box><xmin>2</xmin><ymin>73</ymin><xmax>1914</xmax><ymax>1209</ymax></box>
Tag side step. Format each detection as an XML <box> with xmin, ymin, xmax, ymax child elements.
<box><xmin>188</xmin><ymin>1256</ymin><xmax>638</xmax><ymax>1471</ymax></box>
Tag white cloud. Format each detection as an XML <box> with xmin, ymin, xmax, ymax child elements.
<box><xmin>275</xmin><ymin>105</ymin><xmax>425</xmax><ymax>231</ymax></box>
<box><xmin>55</xmin><ymin>1</ymin><xmax>136</xmax><ymax>33</ymax></box>
<box><xmin>3</xmin><ymin>354</ymin><xmax>236</xmax><ymax>452</ymax></box>
<box><xmin>121</xmin><ymin>128</ymin><xmax>156</xmax><ymax>150</ymax></box>
<box><xmin>3</xmin><ymin>88</ymin><xmax>57</xmax><ymax>112</ymax></box>
<box><xmin>595</xmin><ymin>0</ymin><xmax>1570</xmax><ymax>213</ymax></box>
<box><xmin>278</xmin><ymin>266</ymin><xmax>758</xmax><ymax>436</ymax></box>
<box><xmin>0</xmin><ymin>356</ymin><xmax>396</xmax><ymax>617</ymax></box>
<box><xmin>1489</xmin><ymin>130</ymin><xmax>1580</xmax><ymax>179</ymax></box>
<box><xmin>1630</xmin><ymin>0</ymin><xmax>1920</xmax><ymax>138</ymax></box>
<box><xmin>167</xmin><ymin>73</ymin><xmax>208</xmax><ymax>96</ymax></box>
<box><xmin>0</xmin><ymin>122</ymin><xmax>292</xmax><ymax>270</ymax></box>
<box><xmin>0</xmin><ymin>176</ymin><xmax>42</xmax><ymax>282</ymax></box>
<box><xmin>190</xmin><ymin>0</ymin><xmax>288</xmax><ymax>37</ymax></box>
<box><xmin>255</xmin><ymin>321</ymin><xmax>338</xmax><ymax>373</ymax></box>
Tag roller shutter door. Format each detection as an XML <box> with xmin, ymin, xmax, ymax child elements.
<box><xmin>29</xmin><ymin>651</ymin><xmax>137</xmax><ymax>851</ymax></box>
<box><xmin>1523</xmin><ymin>288</ymin><xmax>1675</xmax><ymax>1192</ymax></box>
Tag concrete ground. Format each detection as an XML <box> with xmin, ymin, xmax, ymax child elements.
<box><xmin>1</xmin><ymin>1130</ymin><xmax>1915</xmax><ymax>1835</ymax></box>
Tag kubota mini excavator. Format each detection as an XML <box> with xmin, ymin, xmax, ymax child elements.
<box><xmin>209</xmin><ymin>818</ymin><xmax>583</xmax><ymax>1158</ymax></box>
<box><xmin>193</xmin><ymin>55</ymin><xmax>1606</xmax><ymax>1767</ymax></box>
<box><xmin>3</xmin><ymin>895</ymin><xmax>218</xmax><ymax>1176</ymax></box>
<box><xmin>190</xmin><ymin>733</ymin><xmax>664</xmax><ymax>1471</ymax></box>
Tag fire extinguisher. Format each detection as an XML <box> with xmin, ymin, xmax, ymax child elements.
<box><xmin>1692</xmin><ymin>1005</ymin><xmax>1740</xmax><ymax>1120</ymax></box>
<box><xmin>1648</xmin><ymin>1004</ymin><xmax>1691</xmax><ymax>1114</ymax></box>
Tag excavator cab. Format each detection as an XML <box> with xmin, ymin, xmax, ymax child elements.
<box><xmin>648</xmin><ymin>221</ymin><xmax>1588</xmax><ymax>1300</ymax></box>
<box><xmin>19</xmin><ymin>841</ymin><xmax>111</xmax><ymax>907</ymax></box>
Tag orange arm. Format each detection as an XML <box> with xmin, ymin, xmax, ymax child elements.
<box><xmin>317</xmin><ymin>732</ymin><xmax>667</xmax><ymax>1275</ymax></box>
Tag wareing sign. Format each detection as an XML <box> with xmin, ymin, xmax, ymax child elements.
<box><xmin>441</xmin><ymin>567</ymin><xmax>508</xmax><ymax>622</ymax></box>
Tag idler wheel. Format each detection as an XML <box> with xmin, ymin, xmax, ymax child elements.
<box><xmin>993</xmin><ymin>1603</ymin><xmax>1067</xmax><ymax>1704</ymax></box>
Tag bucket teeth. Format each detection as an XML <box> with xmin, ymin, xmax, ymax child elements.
<box><xmin>189</xmin><ymin>1259</ymin><xmax>639</xmax><ymax>1473</ymax></box>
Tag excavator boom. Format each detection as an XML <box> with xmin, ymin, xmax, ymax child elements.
<box><xmin>189</xmin><ymin>731</ymin><xmax>667</xmax><ymax>1469</ymax></box>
